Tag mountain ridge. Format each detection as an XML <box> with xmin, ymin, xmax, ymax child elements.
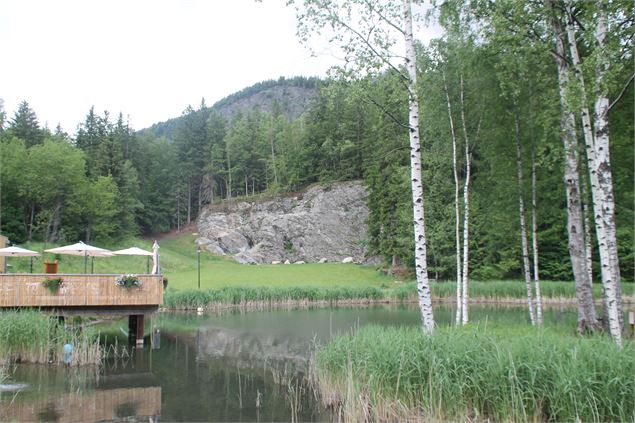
<box><xmin>138</xmin><ymin>76</ymin><xmax>320</xmax><ymax>139</ymax></box>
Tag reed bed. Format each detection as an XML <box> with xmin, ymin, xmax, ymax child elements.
<box><xmin>0</xmin><ymin>310</ymin><xmax>102</xmax><ymax>365</ymax></box>
<box><xmin>163</xmin><ymin>281</ymin><xmax>634</xmax><ymax>309</ymax></box>
<box><xmin>314</xmin><ymin>325</ymin><xmax>634</xmax><ymax>422</ymax></box>
<box><xmin>393</xmin><ymin>280</ymin><xmax>635</xmax><ymax>302</ymax></box>
<box><xmin>163</xmin><ymin>285</ymin><xmax>385</xmax><ymax>309</ymax></box>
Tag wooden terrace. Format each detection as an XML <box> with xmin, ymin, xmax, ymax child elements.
<box><xmin>0</xmin><ymin>273</ymin><xmax>163</xmax><ymax>345</ymax></box>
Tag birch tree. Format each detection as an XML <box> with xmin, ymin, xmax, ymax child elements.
<box><xmin>548</xmin><ymin>0</ymin><xmax>599</xmax><ymax>334</ymax></box>
<box><xmin>442</xmin><ymin>70</ymin><xmax>462</xmax><ymax>325</ymax></box>
<box><xmin>457</xmin><ymin>74</ymin><xmax>475</xmax><ymax>325</ymax></box>
<box><xmin>289</xmin><ymin>0</ymin><xmax>435</xmax><ymax>332</ymax></box>
<box><xmin>513</xmin><ymin>103</ymin><xmax>537</xmax><ymax>325</ymax></box>
<box><xmin>562</xmin><ymin>0</ymin><xmax>626</xmax><ymax>342</ymax></box>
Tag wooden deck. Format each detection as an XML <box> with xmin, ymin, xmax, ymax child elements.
<box><xmin>0</xmin><ymin>274</ymin><xmax>163</xmax><ymax>313</ymax></box>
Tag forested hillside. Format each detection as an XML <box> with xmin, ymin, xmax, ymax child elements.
<box><xmin>1</xmin><ymin>1</ymin><xmax>632</xmax><ymax>283</ymax></box>
<box><xmin>139</xmin><ymin>76</ymin><xmax>320</xmax><ymax>140</ymax></box>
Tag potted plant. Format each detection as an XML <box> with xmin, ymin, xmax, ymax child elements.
<box><xmin>42</xmin><ymin>277</ymin><xmax>64</xmax><ymax>294</ymax></box>
<box><xmin>115</xmin><ymin>274</ymin><xmax>142</xmax><ymax>288</ymax></box>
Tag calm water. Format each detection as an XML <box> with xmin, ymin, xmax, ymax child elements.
<box><xmin>0</xmin><ymin>304</ymin><xmax>578</xmax><ymax>422</ymax></box>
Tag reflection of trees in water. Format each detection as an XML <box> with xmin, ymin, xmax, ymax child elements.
<box><xmin>1</xmin><ymin>386</ymin><xmax>161</xmax><ymax>422</ymax></box>
<box><xmin>152</xmin><ymin>331</ymin><xmax>329</xmax><ymax>422</ymax></box>
<box><xmin>194</xmin><ymin>326</ymin><xmax>313</xmax><ymax>374</ymax></box>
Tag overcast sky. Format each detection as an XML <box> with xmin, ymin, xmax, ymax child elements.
<box><xmin>1</xmin><ymin>0</ymin><xmax>440</xmax><ymax>133</ymax></box>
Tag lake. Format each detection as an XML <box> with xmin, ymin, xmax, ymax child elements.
<box><xmin>0</xmin><ymin>304</ymin><xmax>578</xmax><ymax>422</ymax></box>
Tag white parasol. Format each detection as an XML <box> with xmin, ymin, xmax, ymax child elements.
<box><xmin>112</xmin><ymin>247</ymin><xmax>154</xmax><ymax>273</ymax></box>
<box><xmin>151</xmin><ymin>241</ymin><xmax>161</xmax><ymax>275</ymax></box>
<box><xmin>0</xmin><ymin>246</ymin><xmax>40</xmax><ymax>273</ymax></box>
<box><xmin>45</xmin><ymin>241</ymin><xmax>114</xmax><ymax>273</ymax></box>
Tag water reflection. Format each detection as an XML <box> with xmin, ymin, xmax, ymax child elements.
<box><xmin>0</xmin><ymin>304</ymin><xmax>579</xmax><ymax>422</ymax></box>
<box><xmin>0</xmin><ymin>365</ymin><xmax>161</xmax><ymax>422</ymax></box>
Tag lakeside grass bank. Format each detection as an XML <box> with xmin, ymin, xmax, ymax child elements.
<box><xmin>163</xmin><ymin>281</ymin><xmax>635</xmax><ymax>309</ymax></box>
<box><xmin>314</xmin><ymin>325</ymin><xmax>634</xmax><ymax>422</ymax></box>
<box><xmin>0</xmin><ymin>310</ymin><xmax>101</xmax><ymax>366</ymax></box>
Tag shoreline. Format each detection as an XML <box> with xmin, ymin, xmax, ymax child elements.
<box><xmin>160</xmin><ymin>295</ymin><xmax>635</xmax><ymax>311</ymax></box>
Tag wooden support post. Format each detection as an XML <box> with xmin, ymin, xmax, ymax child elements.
<box><xmin>129</xmin><ymin>314</ymin><xmax>145</xmax><ymax>347</ymax></box>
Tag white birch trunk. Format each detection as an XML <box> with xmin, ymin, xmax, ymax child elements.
<box><xmin>514</xmin><ymin>107</ymin><xmax>536</xmax><ymax>325</ymax></box>
<box><xmin>565</xmin><ymin>1</ymin><xmax>597</xmax><ymax>291</ymax></box>
<box><xmin>403</xmin><ymin>0</ymin><xmax>434</xmax><ymax>333</ymax></box>
<box><xmin>592</xmin><ymin>3</ymin><xmax>622</xmax><ymax>343</ymax></box>
<box><xmin>565</xmin><ymin>0</ymin><xmax>618</xmax><ymax>337</ymax></box>
<box><xmin>442</xmin><ymin>71</ymin><xmax>462</xmax><ymax>325</ymax></box>
<box><xmin>531</xmin><ymin>151</ymin><xmax>543</xmax><ymax>323</ymax></box>
<box><xmin>581</xmin><ymin>175</ymin><xmax>593</xmax><ymax>284</ymax></box>
<box><xmin>550</xmin><ymin>3</ymin><xmax>597</xmax><ymax>333</ymax></box>
<box><xmin>459</xmin><ymin>75</ymin><xmax>471</xmax><ymax>325</ymax></box>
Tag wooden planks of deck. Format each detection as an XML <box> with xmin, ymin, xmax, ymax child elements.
<box><xmin>0</xmin><ymin>274</ymin><xmax>163</xmax><ymax>309</ymax></box>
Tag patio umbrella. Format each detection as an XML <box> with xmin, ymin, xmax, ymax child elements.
<box><xmin>151</xmin><ymin>241</ymin><xmax>161</xmax><ymax>275</ymax></box>
<box><xmin>0</xmin><ymin>246</ymin><xmax>40</xmax><ymax>273</ymax></box>
<box><xmin>112</xmin><ymin>247</ymin><xmax>154</xmax><ymax>273</ymax></box>
<box><xmin>45</xmin><ymin>241</ymin><xmax>114</xmax><ymax>274</ymax></box>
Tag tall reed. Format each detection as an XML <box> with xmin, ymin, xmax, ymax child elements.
<box><xmin>0</xmin><ymin>310</ymin><xmax>102</xmax><ymax>365</ymax></box>
<box><xmin>163</xmin><ymin>281</ymin><xmax>633</xmax><ymax>309</ymax></box>
<box><xmin>315</xmin><ymin>325</ymin><xmax>634</xmax><ymax>422</ymax></box>
<box><xmin>392</xmin><ymin>280</ymin><xmax>634</xmax><ymax>302</ymax></box>
<box><xmin>163</xmin><ymin>285</ymin><xmax>385</xmax><ymax>309</ymax></box>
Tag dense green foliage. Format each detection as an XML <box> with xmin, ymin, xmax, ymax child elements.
<box><xmin>316</xmin><ymin>325</ymin><xmax>634</xmax><ymax>421</ymax></box>
<box><xmin>1</xmin><ymin>3</ymin><xmax>632</xmax><ymax>282</ymax></box>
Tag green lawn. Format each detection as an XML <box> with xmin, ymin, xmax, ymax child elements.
<box><xmin>154</xmin><ymin>233</ymin><xmax>391</xmax><ymax>289</ymax></box>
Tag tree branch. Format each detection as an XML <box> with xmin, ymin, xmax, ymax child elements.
<box><xmin>608</xmin><ymin>73</ymin><xmax>635</xmax><ymax>111</ymax></box>
<box><xmin>325</xmin><ymin>3</ymin><xmax>409</xmax><ymax>82</ymax></box>
<box><xmin>358</xmin><ymin>93</ymin><xmax>410</xmax><ymax>130</ymax></box>
<box><xmin>362</xmin><ymin>0</ymin><xmax>405</xmax><ymax>36</ymax></box>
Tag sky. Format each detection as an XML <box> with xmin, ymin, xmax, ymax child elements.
<box><xmin>1</xmin><ymin>0</ymin><xmax>440</xmax><ymax>133</ymax></box>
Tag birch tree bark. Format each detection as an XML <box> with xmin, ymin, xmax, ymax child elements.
<box><xmin>531</xmin><ymin>150</ymin><xmax>542</xmax><ymax>323</ymax></box>
<box><xmin>403</xmin><ymin>0</ymin><xmax>434</xmax><ymax>332</ymax></box>
<box><xmin>581</xmin><ymin>175</ymin><xmax>593</xmax><ymax>285</ymax></box>
<box><xmin>442</xmin><ymin>71</ymin><xmax>462</xmax><ymax>325</ymax></box>
<box><xmin>513</xmin><ymin>105</ymin><xmax>536</xmax><ymax>325</ymax></box>
<box><xmin>549</xmin><ymin>1</ymin><xmax>597</xmax><ymax>333</ymax></box>
<box><xmin>459</xmin><ymin>75</ymin><xmax>471</xmax><ymax>326</ymax></box>
<box><xmin>591</xmin><ymin>2</ymin><xmax>622</xmax><ymax>343</ymax></box>
<box><xmin>564</xmin><ymin>0</ymin><xmax>620</xmax><ymax>340</ymax></box>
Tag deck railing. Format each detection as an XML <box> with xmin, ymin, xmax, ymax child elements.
<box><xmin>0</xmin><ymin>274</ymin><xmax>163</xmax><ymax>308</ymax></box>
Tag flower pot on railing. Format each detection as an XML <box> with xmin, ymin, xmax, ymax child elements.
<box><xmin>44</xmin><ymin>260</ymin><xmax>58</xmax><ymax>274</ymax></box>
<box><xmin>115</xmin><ymin>274</ymin><xmax>142</xmax><ymax>289</ymax></box>
<box><xmin>42</xmin><ymin>277</ymin><xmax>64</xmax><ymax>294</ymax></box>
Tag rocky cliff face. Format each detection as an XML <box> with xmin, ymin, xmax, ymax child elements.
<box><xmin>196</xmin><ymin>181</ymin><xmax>369</xmax><ymax>264</ymax></box>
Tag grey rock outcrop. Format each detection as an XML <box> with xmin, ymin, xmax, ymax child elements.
<box><xmin>196</xmin><ymin>181</ymin><xmax>369</xmax><ymax>264</ymax></box>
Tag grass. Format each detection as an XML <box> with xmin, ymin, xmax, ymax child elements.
<box><xmin>395</xmin><ymin>280</ymin><xmax>635</xmax><ymax>301</ymax></box>
<box><xmin>315</xmin><ymin>325</ymin><xmax>635</xmax><ymax>422</ymax></box>
<box><xmin>163</xmin><ymin>285</ymin><xmax>385</xmax><ymax>309</ymax></box>
<box><xmin>0</xmin><ymin>309</ymin><xmax>101</xmax><ymax>365</ymax></box>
